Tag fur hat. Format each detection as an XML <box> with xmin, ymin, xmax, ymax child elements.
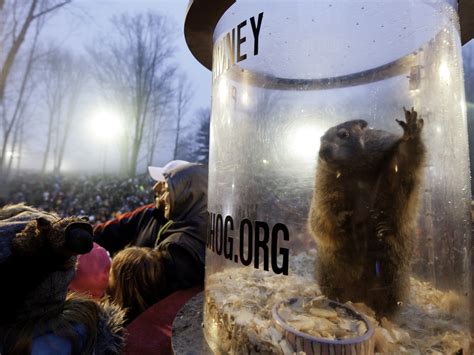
<box><xmin>0</xmin><ymin>203</ymin><xmax>125</xmax><ymax>354</ymax></box>
<box><xmin>0</xmin><ymin>203</ymin><xmax>93</xmax><ymax>322</ymax></box>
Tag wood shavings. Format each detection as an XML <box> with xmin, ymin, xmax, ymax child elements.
<box><xmin>203</xmin><ymin>250</ymin><xmax>471</xmax><ymax>354</ymax></box>
<box><xmin>276</xmin><ymin>297</ymin><xmax>369</xmax><ymax>340</ymax></box>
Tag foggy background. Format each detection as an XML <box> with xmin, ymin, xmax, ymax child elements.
<box><xmin>1</xmin><ymin>1</ymin><xmax>473</xmax><ymax>179</ymax></box>
<box><xmin>1</xmin><ymin>0</ymin><xmax>211</xmax><ymax>178</ymax></box>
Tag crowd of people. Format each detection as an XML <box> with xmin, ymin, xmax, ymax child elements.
<box><xmin>4</xmin><ymin>173</ymin><xmax>153</xmax><ymax>224</ymax></box>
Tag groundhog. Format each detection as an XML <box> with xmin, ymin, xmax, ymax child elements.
<box><xmin>309</xmin><ymin>107</ymin><xmax>425</xmax><ymax>317</ymax></box>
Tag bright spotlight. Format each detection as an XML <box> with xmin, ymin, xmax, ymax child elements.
<box><xmin>438</xmin><ymin>62</ymin><xmax>451</xmax><ymax>84</ymax></box>
<box><xmin>90</xmin><ymin>109</ymin><xmax>123</xmax><ymax>141</ymax></box>
<box><xmin>241</xmin><ymin>91</ymin><xmax>249</xmax><ymax>106</ymax></box>
<box><xmin>286</xmin><ymin>123</ymin><xmax>323</xmax><ymax>161</ymax></box>
<box><xmin>218</xmin><ymin>77</ymin><xmax>228</xmax><ymax>103</ymax></box>
<box><xmin>6</xmin><ymin>151</ymin><xmax>19</xmax><ymax>159</ymax></box>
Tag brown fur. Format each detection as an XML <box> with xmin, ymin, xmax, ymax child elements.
<box><xmin>1</xmin><ymin>293</ymin><xmax>125</xmax><ymax>354</ymax></box>
<box><xmin>0</xmin><ymin>204</ymin><xmax>124</xmax><ymax>353</ymax></box>
<box><xmin>11</xmin><ymin>216</ymin><xmax>87</xmax><ymax>269</ymax></box>
<box><xmin>0</xmin><ymin>204</ymin><xmax>92</xmax><ymax>324</ymax></box>
<box><xmin>309</xmin><ymin>108</ymin><xmax>425</xmax><ymax>317</ymax></box>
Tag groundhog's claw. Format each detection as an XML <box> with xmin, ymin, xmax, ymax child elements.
<box><xmin>397</xmin><ymin>107</ymin><xmax>423</xmax><ymax>140</ymax></box>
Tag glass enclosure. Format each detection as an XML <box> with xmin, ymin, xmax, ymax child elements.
<box><xmin>204</xmin><ymin>1</ymin><xmax>471</xmax><ymax>353</ymax></box>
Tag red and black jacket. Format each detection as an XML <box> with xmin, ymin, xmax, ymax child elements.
<box><xmin>93</xmin><ymin>164</ymin><xmax>208</xmax><ymax>296</ymax></box>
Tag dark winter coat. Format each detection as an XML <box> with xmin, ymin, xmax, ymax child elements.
<box><xmin>94</xmin><ymin>163</ymin><xmax>208</xmax><ymax>295</ymax></box>
<box><xmin>28</xmin><ymin>300</ymin><xmax>124</xmax><ymax>355</ymax></box>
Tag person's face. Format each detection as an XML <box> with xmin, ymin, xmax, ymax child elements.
<box><xmin>152</xmin><ymin>181</ymin><xmax>171</xmax><ymax>219</ymax></box>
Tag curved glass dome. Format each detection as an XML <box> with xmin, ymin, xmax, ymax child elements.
<box><xmin>205</xmin><ymin>1</ymin><xmax>471</xmax><ymax>353</ymax></box>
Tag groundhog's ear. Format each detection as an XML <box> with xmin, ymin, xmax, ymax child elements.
<box><xmin>354</xmin><ymin>120</ymin><xmax>368</xmax><ymax>129</ymax></box>
<box><xmin>36</xmin><ymin>217</ymin><xmax>52</xmax><ymax>232</ymax></box>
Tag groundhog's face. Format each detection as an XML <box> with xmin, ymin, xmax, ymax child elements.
<box><xmin>319</xmin><ymin>120</ymin><xmax>368</xmax><ymax>167</ymax></box>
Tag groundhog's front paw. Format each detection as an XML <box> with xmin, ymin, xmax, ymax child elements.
<box><xmin>396</xmin><ymin>107</ymin><xmax>424</xmax><ymax>140</ymax></box>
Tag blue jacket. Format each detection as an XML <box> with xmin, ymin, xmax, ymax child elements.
<box><xmin>31</xmin><ymin>324</ymin><xmax>87</xmax><ymax>355</ymax></box>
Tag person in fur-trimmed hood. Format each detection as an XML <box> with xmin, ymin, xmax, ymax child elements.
<box><xmin>0</xmin><ymin>203</ymin><xmax>125</xmax><ymax>355</ymax></box>
<box><xmin>94</xmin><ymin>161</ymin><xmax>208</xmax><ymax>298</ymax></box>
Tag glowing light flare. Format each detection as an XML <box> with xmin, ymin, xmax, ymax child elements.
<box><xmin>90</xmin><ymin>109</ymin><xmax>123</xmax><ymax>141</ymax></box>
<box><xmin>285</xmin><ymin>123</ymin><xmax>324</xmax><ymax>161</ymax></box>
<box><xmin>5</xmin><ymin>151</ymin><xmax>19</xmax><ymax>159</ymax></box>
<box><xmin>58</xmin><ymin>159</ymin><xmax>73</xmax><ymax>173</ymax></box>
<box><xmin>218</xmin><ymin>77</ymin><xmax>228</xmax><ymax>103</ymax></box>
<box><xmin>409</xmin><ymin>88</ymin><xmax>420</xmax><ymax>97</ymax></box>
<box><xmin>460</xmin><ymin>100</ymin><xmax>467</xmax><ymax>115</ymax></box>
<box><xmin>438</xmin><ymin>62</ymin><xmax>451</xmax><ymax>84</ymax></box>
<box><xmin>241</xmin><ymin>91</ymin><xmax>249</xmax><ymax>106</ymax></box>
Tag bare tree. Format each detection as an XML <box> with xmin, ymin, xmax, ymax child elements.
<box><xmin>89</xmin><ymin>12</ymin><xmax>177</xmax><ymax>177</ymax></box>
<box><xmin>146</xmin><ymin>98</ymin><xmax>172</xmax><ymax>166</ymax></box>
<box><xmin>174</xmin><ymin>130</ymin><xmax>196</xmax><ymax>162</ymax></box>
<box><xmin>0</xmin><ymin>16</ymin><xmax>43</xmax><ymax>175</ymax></box>
<box><xmin>40</xmin><ymin>47</ymin><xmax>87</xmax><ymax>174</ymax></box>
<box><xmin>0</xmin><ymin>0</ymin><xmax>72</xmax><ymax>102</ymax></box>
<box><xmin>14</xmin><ymin>116</ymin><xmax>25</xmax><ymax>173</ymax></box>
<box><xmin>463</xmin><ymin>44</ymin><xmax>474</xmax><ymax>103</ymax></box>
<box><xmin>53</xmin><ymin>58</ymin><xmax>86</xmax><ymax>174</ymax></box>
<box><xmin>144</xmin><ymin>62</ymin><xmax>176</xmax><ymax>166</ymax></box>
<box><xmin>173</xmin><ymin>74</ymin><xmax>194</xmax><ymax>160</ymax></box>
<box><xmin>194</xmin><ymin>108</ymin><xmax>210</xmax><ymax>164</ymax></box>
<box><xmin>6</xmin><ymin>107</ymin><xmax>26</xmax><ymax>175</ymax></box>
<box><xmin>175</xmin><ymin>107</ymin><xmax>210</xmax><ymax>164</ymax></box>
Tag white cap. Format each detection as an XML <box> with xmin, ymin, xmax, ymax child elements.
<box><xmin>148</xmin><ymin>160</ymin><xmax>190</xmax><ymax>182</ymax></box>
